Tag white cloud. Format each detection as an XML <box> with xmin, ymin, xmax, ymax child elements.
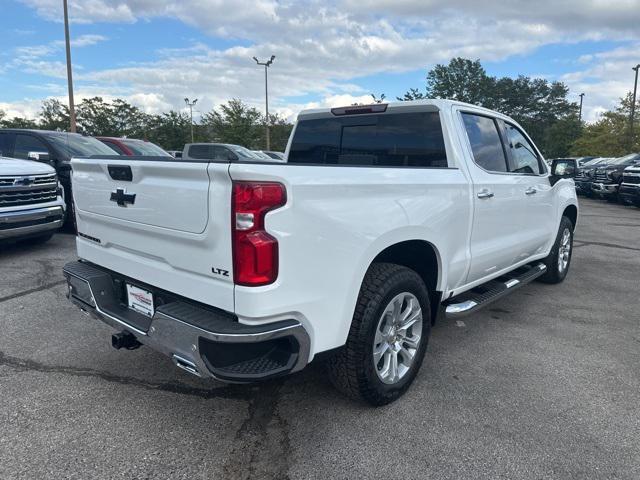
<box><xmin>560</xmin><ymin>43</ymin><xmax>640</xmax><ymax>122</ymax></box>
<box><xmin>8</xmin><ymin>1</ymin><xmax>640</xmax><ymax>124</ymax></box>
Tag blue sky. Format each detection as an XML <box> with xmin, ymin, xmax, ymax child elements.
<box><xmin>1</xmin><ymin>0</ymin><xmax>639</xmax><ymax>122</ymax></box>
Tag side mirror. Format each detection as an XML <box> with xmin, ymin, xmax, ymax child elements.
<box><xmin>227</xmin><ymin>152</ymin><xmax>239</xmax><ymax>162</ymax></box>
<box><xmin>551</xmin><ymin>158</ymin><xmax>577</xmax><ymax>178</ymax></box>
<box><xmin>28</xmin><ymin>151</ymin><xmax>51</xmax><ymax>163</ymax></box>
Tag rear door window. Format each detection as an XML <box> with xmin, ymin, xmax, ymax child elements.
<box><xmin>461</xmin><ymin>113</ymin><xmax>508</xmax><ymax>173</ymax></box>
<box><xmin>288</xmin><ymin>112</ymin><xmax>448</xmax><ymax>167</ymax></box>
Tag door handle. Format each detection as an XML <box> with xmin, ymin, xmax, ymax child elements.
<box><xmin>477</xmin><ymin>189</ymin><xmax>494</xmax><ymax>199</ymax></box>
<box><xmin>525</xmin><ymin>187</ymin><xmax>537</xmax><ymax>195</ymax></box>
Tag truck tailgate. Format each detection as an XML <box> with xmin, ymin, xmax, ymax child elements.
<box><xmin>71</xmin><ymin>158</ymin><xmax>235</xmax><ymax>312</ymax></box>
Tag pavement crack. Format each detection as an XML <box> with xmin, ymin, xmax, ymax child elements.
<box><xmin>222</xmin><ymin>381</ymin><xmax>292</xmax><ymax>480</ymax></box>
<box><xmin>0</xmin><ymin>280</ymin><xmax>66</xmax><ymax>304</ymax></box>
<box><xmin>0</xmin><ymin>351</ymin><xmax>255</xmax><ymax>401</ymax></box>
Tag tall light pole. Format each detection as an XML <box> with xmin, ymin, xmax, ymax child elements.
<box><xmin>578</xmin><ymin>93</ymin><xmax>585</xmax><ymax>122</ymax></box>
<box><xmin>253</xmin><ymin>55</ymin><xmax>275</xmax><ymax>150</ymax></box>
<box><xmin>630</xmin><ymin>64</ymin><xmax>640</xmax><ymax>148</ymax></box>
<box><xmin>184</xmin><ymin>97</ymin><xmax>197</xmax><ymax>143</ymax></box>
<box><xmin>63</xmin><ymin>0</ymin><xmax>76</xmax><ymax>133</ymax></box>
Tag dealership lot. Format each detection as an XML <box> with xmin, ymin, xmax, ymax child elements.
<box><xmin>0</xmin><ymin>198</ymin><xmax>638</xmax><ymax>480</ymax></box>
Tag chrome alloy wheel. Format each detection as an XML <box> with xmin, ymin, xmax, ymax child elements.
<box><xmin>373</xmin><ymin>292</ymin><xmax>423</xmax><ymax>385</ymax></box>
<box><xmin>558</xmin><ymin>227</ymin><xmax>572</xmax><ymax>273</ymax></box>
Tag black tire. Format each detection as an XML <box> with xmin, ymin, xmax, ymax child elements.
<box><xmin>538</xmin><ymin>216</ymin><xmax>574</xmax><ymax>284</ymax></box>
<box><xmin>327</xmin><ymin>263</ymin><xmax>431</xmax><ymax>406</ymax></box>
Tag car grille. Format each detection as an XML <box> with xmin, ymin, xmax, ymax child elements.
<box><xmin>623</xmin><ymin>172</ymin><xmax>640</xmax><ymax>185</ymax></box>
<box><xmin>0</xmin><ymin>173</ymin><xmax>58</xmax><ymax>207</ymax></box>
<box><xmin>594</xmin><ymin>170</ymin><xmax>609</xmax><ymax>182</ymax></box>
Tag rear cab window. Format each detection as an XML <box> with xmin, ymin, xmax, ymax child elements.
<box><xmin>188</xmin><ymin>145</ymin><xmax>211</xmax><ymax>159</ymax></box>
<box><xmin>288</xmin><ymin>111</ymin><xmax>448</xmax><ymax>167</ymax></box>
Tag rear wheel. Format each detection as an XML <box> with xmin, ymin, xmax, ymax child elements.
<box><xmin>327</xmin><ymin>263</ymin><xmax>431</xmax><ymax>406</ymax></box>
<box><xmin>538</xmin><ymin>216</ymin><xmax>573</xmax><ymax>284</ymax></box>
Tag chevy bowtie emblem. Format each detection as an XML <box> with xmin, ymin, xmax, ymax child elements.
<box><xmin>110</xmin><ymin>188</ymin><xmax>136</xmax><ymax>207</ymax></box>
<box><xmin>13</xmin><ymin>177</ymin><xmax>35</xmax><ymax>186</ymax></box>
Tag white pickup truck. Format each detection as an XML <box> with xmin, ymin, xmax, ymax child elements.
<box><xmin>63</xmin><ymin>100</ymin><xmax>578</xmax><ymax>405</ymax></box>
<box><xmin>1</xmin><ymin>156</ymin><xmax>65</xmax><ymax>243</ymax></box>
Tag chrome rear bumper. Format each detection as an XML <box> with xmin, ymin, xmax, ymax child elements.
<box><xmin>63</xmin><ymin>260</ymin><xmax>310</xmax><ymax>382</ymax></box>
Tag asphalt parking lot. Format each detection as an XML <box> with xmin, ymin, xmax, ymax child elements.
<box><xmin>1</xmin><ymin>197</ymin><xmax>639</xmax><ymax>480</ymax></box>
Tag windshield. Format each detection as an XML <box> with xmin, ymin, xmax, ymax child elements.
<box><xmin>608</xmin><ymin>153</ymin><xmax>640</xmax><ymax>165</ymax></box>
<box><xmin>252</xmin><ymin>151</ymin><xmax>273</xmax><ymax>160</ymax></box>
<box><xmin>228</xmin><ymin>145</ymin><xmax>260</xmax><ymax>159</ymax></box>
<box><xmin>122</xmin><ymin>139</ymin><xmax>171</xmax><ymax>156</ymax></box>
<box><xmin>263</xmin><ymin>151</ymin><xmax>284</xmax><ymax>160</ymax></box>
<box><xmin>44</xmin><ymin>133</ymin><xmax>117</xmax><ymax>157</ymax></box>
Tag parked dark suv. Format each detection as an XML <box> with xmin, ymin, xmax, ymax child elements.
<box><xmin>574</xmin><ymin>157</ymin><xmax>611</xmax><ymax>196</ymax></box>
<box><xmin>620</xmin><ymin>163</ymin><xmax>640</xmax><ymax>206</ymax></box>
<box><xmin>591</xmin><ymin>153</ymin><xmax>640</xmax><ymax>202</ymax></box>
<box><xmin>0</xmin><ymin>129</ymin><xmax>117</xmax><ymax>225</ymax></box>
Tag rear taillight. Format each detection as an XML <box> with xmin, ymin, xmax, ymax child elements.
<box><xmin>232</xmin><ymin>181</ymin><xmax>286</xmax><ymax>286</ymax></box>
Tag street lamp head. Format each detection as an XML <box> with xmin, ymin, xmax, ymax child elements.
<box><xmin>253</xmin><ymin>56</ymin><xmax>259</xmax><ymax>64</ymax></box>
<box><xmin>633</xmin><ymin>64</ymin><xmax>640</xmax><ymax>71</ymax></box>
<box><xmin>193</xmin><ymin>99</ymin><xmax>198</xmax><ymax>105</ymax></box>
<box><xmin>184</xmin><ymin>97</ymin><xmax>189</xmax><ymax>104</ymax></box>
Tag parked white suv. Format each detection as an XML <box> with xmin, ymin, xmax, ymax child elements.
<box><xmin>0</xmin><ymin>156</ymin><xmax>65</xmax><ymax>243</ymax></box>
<box><xmin>63</xmin><ymin>100</ymin><xmax>578</xmax><ymax>405</ymax></box>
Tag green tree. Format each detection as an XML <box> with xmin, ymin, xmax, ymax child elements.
<box><xmin>39</xmin><ymin>98</ymin><xmax>69</xmax><ymax>131</ymax></box>
<box><xmin>541</xmin><ymin>115</ymin><xmax>583</xmax><ymax>158</ymax></box>
<box><xmin>110</xmin><ymin>99</ymin><xmax>150</xmax><ymax>138</ymax></box>
<box><xmin>425</xmin><ymin>58</ymin><xmax>494</xmax><ymax>106</ymax></box>
<box><xmin>400</xmin><ymin>58</ymin><xmax>579</xmax><ymax>156</ymax></box>
<box><xmin>1</xmin><ymin>116</ymin><xmax>38</xmax><ymax>129</ymax></box>
<box><xmin>76</xmin><ymin>97</ymin><xmax>116</xmax><ymax>135</ymax></box>
<box><xmin>145</xmin><ymin>111</ymin><xmax>191</xmax><ymax>150</ymax></box>
<box><xmin>572</xmin><ymin>93</ymin><xmax>640</xmax><ymax>156</ymax></box>
<box><xmin>396</xmin><ymin>88</ymin><xmax>427</xmax><ymax>101</ymax></box>
<box><xmin>201</xmin><ymin>99</ymin><xmax>263</xmax><ymax>148</ymax></box>
<box><xmin>260</xmin><ymin>113</ymin><xmax>293</xmax><ymax>152</ymax></box>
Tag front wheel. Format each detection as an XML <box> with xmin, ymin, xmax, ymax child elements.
<box><xmin>538</xmin><ymin>216</ymin><xmax>574</xmax><ymax>284</ymax></box>
<box><xmin>327</xmin><ymin>263</ymin><xmax>431</xmax><ymax>406</ymax></box>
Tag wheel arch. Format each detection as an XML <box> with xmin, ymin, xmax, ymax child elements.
<box><xmin>562</xmin><ymin>204</ymin><xmax>578</xmax><ymax>230</ymax></box>
<box><xmin>366</xmin><ymin>239</ymin><xmax>443</xmax><ymax>325</ymax></box>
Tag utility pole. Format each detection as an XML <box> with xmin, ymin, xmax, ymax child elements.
<box><xmin>631</xmin><ymin>64</ymin><xmax>640</xmax><ymax>148</ymax></box>
<box><xmin>184</xmin><ymin>98</ymin><xmax>197</xmax><ymax>143</ymax></box>
<box><xmin>63</xmin><ymin>0</ymin><xmax>76</xmax><ymax>133</ymax></box>
<box><xmin>253</xmin><ymin>55</ymin><xmax>275</xmax><ymax>150</ymax></box>
<box><xmin>578</xmin><ymin>93</ymin><xmax>585</xmax><ymax>122</ymax></box>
